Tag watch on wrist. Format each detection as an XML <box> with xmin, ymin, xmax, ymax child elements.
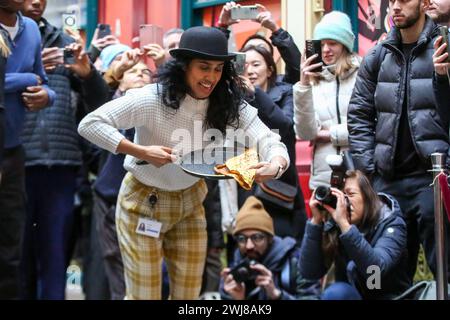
<box><xmin>274</xmin><ymin>163</ymin><xmax>284</xmax><ymax>179</ymax></box>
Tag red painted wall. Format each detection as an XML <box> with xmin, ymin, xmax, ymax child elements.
<box><xmin>98</xmin><ymin>0</ymin><xmax>180</xmax><ymax>47</ymax></box>
<box><xmin>146</xmin><ymin>0</ymin><xmax>180</xmax><ymax>32</ymax></box>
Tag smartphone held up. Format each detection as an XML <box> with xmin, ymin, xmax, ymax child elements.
<box><xmin>139</xmin><ymin>25</ymin><xmax>163</xmax><ymax>50</ymax></box>
<box><xmin>63</xmin><ymin>48</ymin><xmax>76</xmax><ymax>65</ymax></box>
<box><xmin>439</xmin><ymin>26</ymin><xmax>450</xmax><ymax>63</ymax></box>
<box><xmin>305</xmin><ymin>40</ymin><xmax>323</xmax><ymax>73</ymax></box>
<box><xmin>230</xmin><ymin>5</ymin><xmax>259</xmax><ymax>21</ymax></box>
<box><xmin>97</xmin><ymin>23</ymin><xmax>112</xmax><ymax>39</ymax></box>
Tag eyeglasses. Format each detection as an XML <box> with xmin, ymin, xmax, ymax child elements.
<box><xmin>235</xmin><ymin>233</ymin><xmax>267</xmax><ymax>245</ymax></box>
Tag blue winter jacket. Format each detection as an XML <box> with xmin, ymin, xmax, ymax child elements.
<box><xmin>299</xmin><ymin>193</ymin><xmax>411</xmax><ymax>299</ymax></box>
<box><xmin>2</xmin><ymin>13</ymin><xmax>55</xmax><ymax>149</ymax></box>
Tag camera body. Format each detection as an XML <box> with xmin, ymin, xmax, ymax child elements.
<box><xmin>231</xmin><ymin>5</ymin><xmax>259</xmax><ymax>20</ymax></box>
<box><xmin>305</xmin><ymin>40</ymin><xmax>323</xmax><ymax>72</ymax></box>
<box><xmin>314</xmin><ymin>151</ymin><xmax>355</xmax><ymax>232</ymax></box>
<box><xmin>229</xmin><ymin>258</ymin><xmax>259</xmax><ymax>283</ymax></box>
<box><xmin>315</xmin><ymin>151</ymin><xmax>354</xmax><ymax>206</ymax></box>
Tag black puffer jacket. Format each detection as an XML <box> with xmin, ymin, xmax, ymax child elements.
<box><xmin>22</xmin><ymin>18</ymin><xmax>109</xmax><ymax>167</ymax></box>
<box><xmin>204</xmin><ymin>179</ymin><xmax>225</xmax><ymax>248</ymax></box>
<box><xmin>348</xmin><ymin>17</ymin><xmax>450</xmax><ymax>177</ymax></box>
<box><xmin>270</xmin><ymin>28</ymin><xmax>301</xmax><ymax>84</ymax></box>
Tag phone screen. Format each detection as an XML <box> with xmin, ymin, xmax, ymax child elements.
<box><xmin>139</xmin><ymin>25</ymin><xmax>163</xmax><ymax>50</ymax></box>
<box><xmin>231</xmin><ymin>6</ymin><xmax>259</xmax><ymax>20</ymax></box>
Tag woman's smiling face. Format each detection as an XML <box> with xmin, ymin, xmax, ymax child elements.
<box><xmin>185</xmin><ymin>59</ymin><xmax>224</xmax><ymax>99</ymax></box>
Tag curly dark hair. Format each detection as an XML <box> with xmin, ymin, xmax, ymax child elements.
<box><xmin>155</xmin><ymin>56</ymin><xmax>246</xmax><ymax>134</ymax></box>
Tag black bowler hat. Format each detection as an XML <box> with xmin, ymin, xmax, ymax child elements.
<box><xmin>170</xmin><ymin>26</ymin><xmax>236</xmax><ymax>61</ymax></box>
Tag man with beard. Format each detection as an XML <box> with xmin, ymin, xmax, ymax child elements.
<box><xmin>220</xmin><ymin>196</ymin><xmax>317</xmax><ymax>300</ymax></box>
<box><xmin>428</xmin><ymin>0</ymin><xmax>450</xmax><ymax>26</ymax></box>
<box><xmin>348</xmin><ymin>0</ymin><xmax>450</xmax><ymax>282</ymax></box>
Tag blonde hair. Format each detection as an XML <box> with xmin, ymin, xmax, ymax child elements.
<box><xmin>311</xmin><ymin>47</ymin><xmax>357</xmax><ymax>85</ymax></box>
<box><xmin>0</xmin><ymin>34</ymin><xmax>11</xmax><ymax>57</ymax></box>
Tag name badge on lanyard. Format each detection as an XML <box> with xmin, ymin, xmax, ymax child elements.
<box><xmin>136</xmin><ymin>217</ymin><xmax>162</xmax><ymax>238</ymax></box>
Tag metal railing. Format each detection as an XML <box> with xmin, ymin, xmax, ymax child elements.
<box><xmin>431</xmin><ymin>153</ymin><xmax>448</xmax><ymax>300</ymax></box>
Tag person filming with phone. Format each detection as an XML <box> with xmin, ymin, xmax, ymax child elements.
<box><xmin>217</xmin><ymin>2</ymin><xmax>301</xmax><ymax>84</ymax></box>
<box><xmin>300</xmin><ymin>169</ymin><xmax>410</xmax><ymax>300</ymax></box>
<box><xmin>293</xmin><ymin>11</ymin><xmax>360</xmax><ymax>191</ymax></box>
<box><xmin>432</xmin><ymin>24</ymin><xmax>450</xmax><ymax>124</ymax></box>
<box><xmin>220</xmin><ymin>196</ymin><xmax>315</xmax><ymax>300</ymax></box>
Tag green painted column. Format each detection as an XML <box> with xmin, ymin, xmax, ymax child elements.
<box><xmin>181</xmin><ymin>0</ymin><xmax>194</xmax><ymax>29</ymax></box>
<box><xmin>181</xmin><ymin>0</ymin><xmax>229</xmax><ymax>29</ymax></box>
<box><xmin>332</xmin><ymin>0</ymin><xmax>346</xmax><ymax>11</ymax></box>
<box><xmin>332</xmin><ymin>0</ymin><xmax>359</xmax><ymax>51</ymax></box>
<box><xmin>86</xmin><ymin>0</ymin><xmax>98</xmax><ymax>48</ymax></box>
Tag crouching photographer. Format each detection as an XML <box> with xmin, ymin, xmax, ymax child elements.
<box><xmin>299</xmin><ymin>167</ymin><xmax>411</xmax><ymax>300</ymax></box>
<box><xmin>220</xmin><ymin>196</ymin><xmax>318</xmax><ymax>300</ymax></box>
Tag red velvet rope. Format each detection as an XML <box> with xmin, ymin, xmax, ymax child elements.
<box><xmin>438</xmin><ymin>173</ymin><xmax>450</xmax><ymax>223</ymax></box>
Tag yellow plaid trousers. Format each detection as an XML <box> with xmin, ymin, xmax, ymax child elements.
<box><xmin>116</xmin><ymin>173</ymin><xmax>208</xmax><ymax>300</ymax></box>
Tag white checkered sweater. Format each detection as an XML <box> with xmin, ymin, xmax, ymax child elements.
<box><xmin>78</xmin><ymin>83</ymin><xmax>289</xmax><ymax>191</ymax></box>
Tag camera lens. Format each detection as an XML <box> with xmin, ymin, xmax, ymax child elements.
<box><xmin>65</xmin><ymin>16</ymin><xmax>75</xmax><ymax>26</ymax></box>
<box><xmin>315</xmin><ymin>186</ymin><xmax>331</xmax><ymax>201</ymax></box>
<box><xmin>314</xmin><ymin>186</ymin><xmax>337</xmax><ymax>208</ymax></box>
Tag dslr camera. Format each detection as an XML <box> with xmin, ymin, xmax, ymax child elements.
<box><xmin>229</xmin><ymin>258</ymin><xmax>259</xmax><ymax>283</ymax></box>
<box><xmin>314</xmin><ymin>151</ymin><xmax>354</xmax><ymax>232</ymax></box>
<box><xmin>314</xmin><ymin>150</ymin><xmax>355</xmax><ymax>208</ymax></box>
